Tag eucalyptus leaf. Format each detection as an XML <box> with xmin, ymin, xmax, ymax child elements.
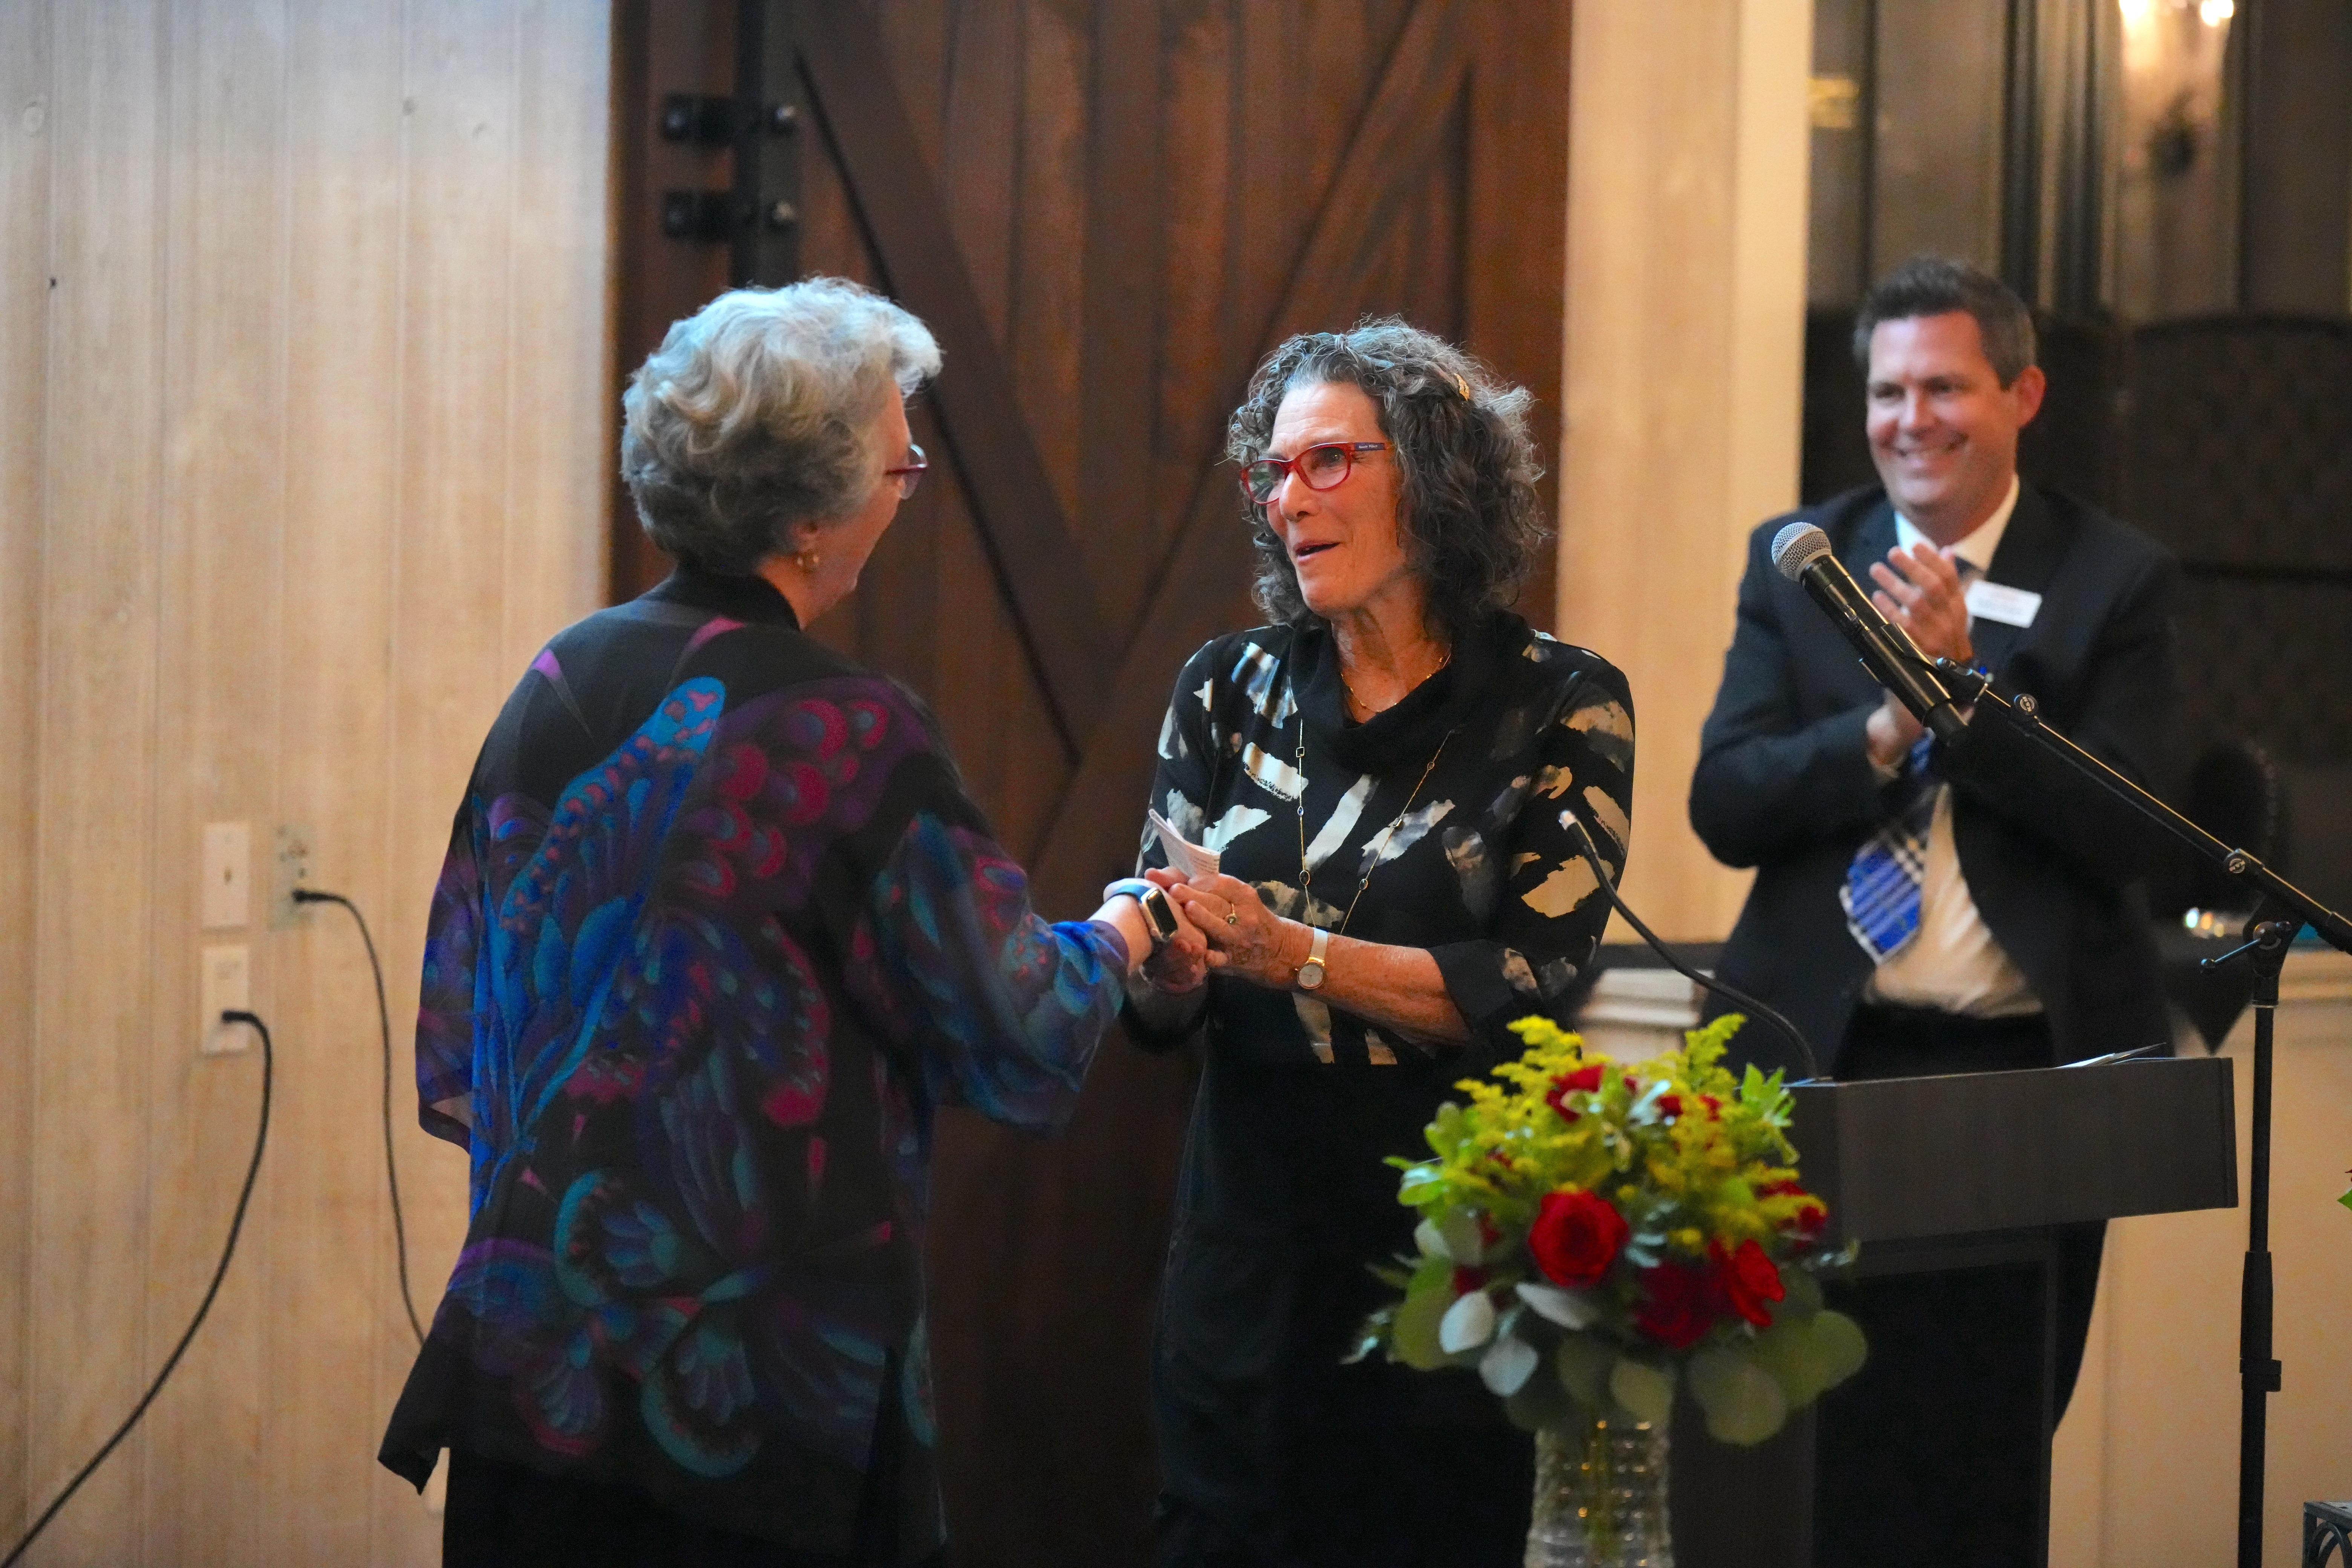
<box><xmin>1479</xmin><ymin>1331</ymin><xmax>1541</xmax><ymax>1396</ymax></box>
<box><xmin>1688</xmin><ymin>1346</ymin><xmax>1788</xmax><ymax>1444</ymax></box>
<box><xmin>1609</xmin><ymin>1358</ymin><xmax>1677</xmax><ymax>1426</ymax></box>
<box><xmin>1778</xmin><ymin>1268</ymin><xmax>1824</xmax><ymax>1319</ymax></box>
<box><xmin>1503</xmin><ymin>1360</ymin><xmax>1573</xmax><ymax>1432</ymax></box>
<box><xmin>1392</xmin><ymin>1280</ymin><xmax>1452</xmax><ymax>1371</ymax></box>
<box><xmin>1439</xmin><ymin>1210</ymin><xmax>1486</xmax><ymax>1265</ymax></box>
<box><xmin>1439</xmin><ymin>1288</ymin><xmax>1497</xmax><ymax>1354</ymax></box>
<box><xmin>1554</xmin><ymin>1332</ymin><xmax>1617</xmax><ymax>1409</ymax></box>
<box><xmin>1515</xmin><ymin>1280</ymin><xmax>1602</xmax><ymax>1330</ymax></box>
<box><xmin>1414</xmin><ymin>1218</ymin><xmax>1448</xmax><ymax>1259</ymax></box>
<box><xmin>1809</xmin><ymin>1309</ymin><xmax>1868</xmax><ymax>1388</ymax></box>
<box><xmin>1747</xmin><ymin>1317</ymin><xmax>1827</xmax><ymax>1407</ymax></box>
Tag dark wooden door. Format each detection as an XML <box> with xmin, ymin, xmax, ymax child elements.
<box><xmin>611</xmin><ymin>5</ymin><xmax>1570</xmax><ymax>1560</ymax></box>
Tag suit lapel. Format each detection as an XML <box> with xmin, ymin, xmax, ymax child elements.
<box><xmin>1972</xmin><ymin>485</ymin><xmax>2073</xmax><ymax>673</ymax></box>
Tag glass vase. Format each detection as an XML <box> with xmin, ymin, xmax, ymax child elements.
<box><xmin>1524</xmin><ymin>1412</ymin><xmax>1675</xmax><ymax>1568</ymax></box>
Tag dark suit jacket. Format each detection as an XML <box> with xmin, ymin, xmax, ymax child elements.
<box><xmin>1689</xmin><ymin>482</ymin><xmax>2180</xmax><ymax>1076</ymax></box>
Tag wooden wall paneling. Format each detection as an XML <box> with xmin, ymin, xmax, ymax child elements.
<box><xmin>137</xmin><ymin>2</ymin><xmax>289</xmax><ymax>1561</ymax></box>
<box><xmin>376</xmin><ymin>0</ymin><xmax>525</xmax><ymax>1556</ymax></box>
<box><xmin>505</xmin><ymin>3</ymin><xmax>610</xmax><ymax>675</ymax></box>
<box><xmin>1077</xmin><ymin>0</ymin><xmax>1159</xmax><ymax>627</ymax></box>
<box><xmin>1152</xmin><ymin>1</ymin><xmax>1236</xmax><ymax>544</ymax></box>
<box><xmin>0</xmin><ymin>0</ymin><xmax>51</xmax><ymax>1547</ymax></box>
<box><xmin>30</xmin><ymin>1</ymin><xmax>173</xmax><ymax>1558</ymax></box>
<box><xmin>1014</xmin><ymin>0</ymin><xmax>1089</xmax><ymax>532</ymax></box>
<box><xmin>608</xmin><ymin>0</ymin><xmax>736</xmax><ymax>601</ymax></box>
<box><xmin>1463</xmin><ymin>0</ymin><xmax>1571</xmax><ymax>629</ymax></box>
<box><xmin>799</xmin><ymin>1</ymin><xmax>1113</xmax><ymax>756</ymax></box>
<box><xmin>276</xmin><ymin>2</ymin><xmax>417</xmax><ymax>1562</ymax></box>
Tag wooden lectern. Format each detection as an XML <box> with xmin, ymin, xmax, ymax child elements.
<box><xmin>1667</xmin><ymin>1055</ymin><xmax>2239</xmax><ymax>1567</ymax></box>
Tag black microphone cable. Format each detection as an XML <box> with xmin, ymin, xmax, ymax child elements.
<box><xmin>0</xmin><ymin>1011</ymin><xmax>273</xmax><ymax>1568</ymax></box>
<box><xmin>1559</xmin><ymin>813</ymin><xmax>1825</xmax><ymax>1082</ymax></box>
<box><xmin>292</xmin><ymin>888</ymin><xmax>427</xmax><ymax>1346</ymax></box>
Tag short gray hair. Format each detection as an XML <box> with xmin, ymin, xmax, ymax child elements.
<box><xmin>621</xmin><ymin>277</ymin><xmax>942</xmax><ymax>574</ymax></box>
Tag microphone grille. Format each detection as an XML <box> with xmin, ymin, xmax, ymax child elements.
<box><xmin>1771</xmin><ymin>522</ymin><xmax>1833</xmax><ymax>583</ymax></box>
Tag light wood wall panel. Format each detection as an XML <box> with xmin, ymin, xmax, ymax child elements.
<box><xmin>3</xmin><ymin>2</ymin><xmax>609</xmax><ymax>1562</ymax></box>
<box><xmin>0</xmin><ymin>0</ymin><xmax>53</xmax><ymax>1550</ymax></box>
<box><xmin>1556</xmin><ymin>0</ymin><xmax>1813</xmax><ymax>940</ymax></box>
<box><xmin>2049</xmin><ymin>960</ymin><xmax>2352</xmax><ymax>1568</ymax></box>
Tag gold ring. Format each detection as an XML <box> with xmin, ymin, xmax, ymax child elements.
<box><xmin>1225</xmin><ymin>912</ymin><xmax>1240</xmax><ymax>926</ymax></box>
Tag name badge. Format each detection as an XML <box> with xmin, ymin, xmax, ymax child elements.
<box><xmin>1965</xmin><ymin>579</ymin><xmax>2041</xmax><ymax>629</ymax></box>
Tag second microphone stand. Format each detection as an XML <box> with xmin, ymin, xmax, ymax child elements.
<box><xmin>1915</xmin><ymin>656</ymin><xmax>2352</xmax><ymax>1568</ymax></box>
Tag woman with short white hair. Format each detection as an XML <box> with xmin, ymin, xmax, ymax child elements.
<box><xmin>379</xmin><ymin>277</ymin><xmax>1205</xmax><ymax>1567</ymax></box>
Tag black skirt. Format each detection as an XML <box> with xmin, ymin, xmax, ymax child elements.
<box><xmin>442</xmin><ymin>1451</ymin><xmax>946</xmax><ymax>1568</ymax></box>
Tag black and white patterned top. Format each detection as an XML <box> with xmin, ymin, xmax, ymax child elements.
<box><xmin>1135</xmin><ymin>610</ymin><xmax>1635</xmax><ymax>1553</ymax></box>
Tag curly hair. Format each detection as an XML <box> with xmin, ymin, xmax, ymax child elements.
<box><xmin>620</xmin><ymin>277</ymin><xmax>942</xmax><ymax>574</ymax></box>
<box><xmin>1225</xmin><ymin>320</ymin><xmax>1547</xmax><ymax>643</ymax></box>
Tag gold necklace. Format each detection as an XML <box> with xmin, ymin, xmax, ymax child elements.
<box><xmin>1295</xmin><ymin>729</ymin><xmax>1455</xmax><ymax>934</ymax></box>
<box><xmin>1338</xmin><ymin>646</ymin><xmax>1453</xmax><ymax>721</ymax></box>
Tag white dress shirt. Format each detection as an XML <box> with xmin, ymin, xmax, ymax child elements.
<box><xmin>1864</xmin><ymin>476</ymin><xmax>2043</xmax><ymax>1017</ymax></box>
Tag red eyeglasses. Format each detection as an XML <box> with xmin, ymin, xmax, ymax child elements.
<box><xmin>883</xmin><ymin>443</ymin><xmax>928</xmax><ymax>501</ymax></box>
<box><xmin>1238</xmin><ymin>441</ymin><xmax>1389</xmax><ymax>506</ymax></box>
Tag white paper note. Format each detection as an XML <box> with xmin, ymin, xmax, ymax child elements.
<box><xmin>1148</xmin><ymin>808</ymin><xmax>1220</xmax><ymax>880</ymax></box>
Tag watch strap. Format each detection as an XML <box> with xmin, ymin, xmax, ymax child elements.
<box><xmin>1104</xmin><ymin>878</ymin><xmax>1180</xmax><ymax>952</ymax></box>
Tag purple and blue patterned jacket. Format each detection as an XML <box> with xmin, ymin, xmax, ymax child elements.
<box><xmin>378</xmin><ymin>565</ymin><xmax>1125</xmax><ymax>1560</ymax></box>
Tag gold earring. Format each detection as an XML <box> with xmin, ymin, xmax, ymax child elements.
<box><xmin>795</xmin><ymin>548</ymin><xmax>821</xmax><ymax>574</ymax></box>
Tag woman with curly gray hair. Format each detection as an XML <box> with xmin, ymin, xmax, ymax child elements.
<box><xmin>379</xmin><ymin>277</ymin><xmax>1204</xmax><ymax>1568</ymax></box>
<box><xmin>1125</xmin><ymin>322</ymin><xmax>1638</xmax><ymax>1567</ymax></box>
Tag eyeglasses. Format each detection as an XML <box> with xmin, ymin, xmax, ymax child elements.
<box><xmin>883</xmin><ymin>442</ymin><xmax>928</xmax><ymax>501</ymax></box>
<box><xmin>1238</xmin><ymin>441</ymin><xmax>1389</xmax><ymax>506</ymax></box>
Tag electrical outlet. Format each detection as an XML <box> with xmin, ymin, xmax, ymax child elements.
<box><xmin>270</xmin><ymin>824</ymin><xmax>315</xmax><ymax>930</ymax></box>
<box><xmin>201</xmin><ymin>821</ymin><xmax>251</xmax><ymax>930</ymax></box>
<box><xmin>199</xmin><ymin>944</ymin><xmax>251</xmax><ymax>1055</ymax></box>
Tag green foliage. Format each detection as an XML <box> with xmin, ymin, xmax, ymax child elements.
<box><xmin>1354</xmin><ymin>1013</ymin><xmax>1865</xmax><ymax>1444</ymax></box>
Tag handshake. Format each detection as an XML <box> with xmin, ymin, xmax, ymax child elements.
<box><xmin>1103</xmin><ymin>811</ymin><xmax>1302</xmax><ymax>998</ymax></box>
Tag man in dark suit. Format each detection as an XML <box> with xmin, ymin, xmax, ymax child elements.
<box><xmin>1689</xmin><ymin>256</ymin><xmax>2178</xmax><ymax>1565</ymax></box>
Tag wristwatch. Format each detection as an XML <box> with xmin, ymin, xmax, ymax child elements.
<box><xmin>1104</xmin><ymin>877</ymin><xmax>1181</xmax><ymax>956</ymax></box>
<box><xmin>1295</xmin><ymin>924</ymin><xmax>1331</xmax><ymax>991</ymax></box>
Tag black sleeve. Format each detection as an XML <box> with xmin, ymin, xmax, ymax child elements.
<box><xmin>1689</xmin><ymin>531</ymin><xmax>1894</xmax><ymax>869</ymax></box>
<box><xmin>1942</xmin><ymin>549</ymin><xmax>2181</xmax><ymax>890</ymax></box>
<box><xmin>1429</xmin><ymin>663</ymin><xmax>1636</xmax><ymax>1046</ymax></box>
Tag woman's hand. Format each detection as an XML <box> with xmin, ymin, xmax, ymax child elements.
<box><xmin>1095</xmin><ymin>876</ymin><xmax>1211</xmax><ymax>987</ymax></box>
<box><xmin>1142</xmin><ymin>897</ymin><xmax>1210</xmax><ymax>993</ymax></box>
<box><xmin>1159</xmin><ymin>871</ymin><xmax>1310</xmax><ymax>991</ymax></box>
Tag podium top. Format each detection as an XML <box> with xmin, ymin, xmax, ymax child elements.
<box><xmin>1788</xmin><ymin>1055</ymin><xmax>2237</xmax><ymax>1244</ymax></box>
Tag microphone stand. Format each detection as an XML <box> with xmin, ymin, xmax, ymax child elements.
<box><xmin>1559</xmin><ymin>815</ymin><xmax>1825</xmax><ymax>1083</ymax></box>
<box><xmin>1907</xmin><ymin>655</ymin><xmax>2352</xmax><ymax>1568</ymax></box>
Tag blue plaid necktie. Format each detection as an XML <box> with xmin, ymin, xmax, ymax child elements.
<box><xmin>1842</xmin><ymin>734</ymin><xmax>1938</xmax><ymax>962</ymax></box>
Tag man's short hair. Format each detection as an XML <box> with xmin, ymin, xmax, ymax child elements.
<box><xmin>1852</xmin><ymin>256</ymin><xmax>2038</xmax><ymax>387</ymax></box>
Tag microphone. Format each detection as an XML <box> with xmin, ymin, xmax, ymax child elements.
<box><xmin>1771</xmin><ymin>521</ymin><xmax>1969</xmax><ymax>744</ymax></box>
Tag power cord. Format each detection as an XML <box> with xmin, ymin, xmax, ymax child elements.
<box><xmin>292</xmin><ymin>888</ymin><xmax>427</xmax><ymax>1346</ymax></box>
<box><xmin>0</xmin><ymin>1011</ymin><xmax>273</xmax><ymax>1568</ymax></box>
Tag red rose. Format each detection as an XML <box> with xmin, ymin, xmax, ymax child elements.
<box><xmin>1634</xmin><ymin>1259</ymin><xmax>1724</xmax><ymax>1349</ymax></box>
<box><xmin>1544</xmin><ymin>1063</ymin><xmax>1606</xmax><ymax>1120</ymax></box>
<box><xmin>1713</xmin><ymin>1238</ymin><xmax>1787</xmax><ymax>1328</ymax></box>
<box><xmin>1453</xmin><ymin>1265</ymin><xmax>1487</xmax><ymax>1295</ymax></box>
<box><xmin>1657</xmin><ymin>1094</ymin><xmax>1683</xmax><ymax>1119</ymax></box>
<box><xmin>1700</xmin><ymin>1094</ymin><xmax>1723</xmax><ymax>1119</ymax></box>
<box><xmin>1759</xmin><ymin>1179</ymin><xmax>1827</xmax><ymax>1237</ymax></box>
<box><xmin>1527</xmin><ymin>1188</ymin><xmax>1629</xmax><ymax>1288</ymax></box>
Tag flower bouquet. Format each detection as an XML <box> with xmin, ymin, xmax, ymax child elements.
<box><xmin>1351</xmin><ymin>1015</ymin><xmax>1866</xmax><ymax>1566</ymax></box>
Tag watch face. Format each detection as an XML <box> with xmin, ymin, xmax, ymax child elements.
<box><xmin>1140</xmin><ymin>888</ymin><xmax>1181</xmax><ymax>942</ymax></box>
<box><xmin>1297</xmin><ymin>959</ymin><xmax>1326</xmax><ymax>991</ymax></box>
